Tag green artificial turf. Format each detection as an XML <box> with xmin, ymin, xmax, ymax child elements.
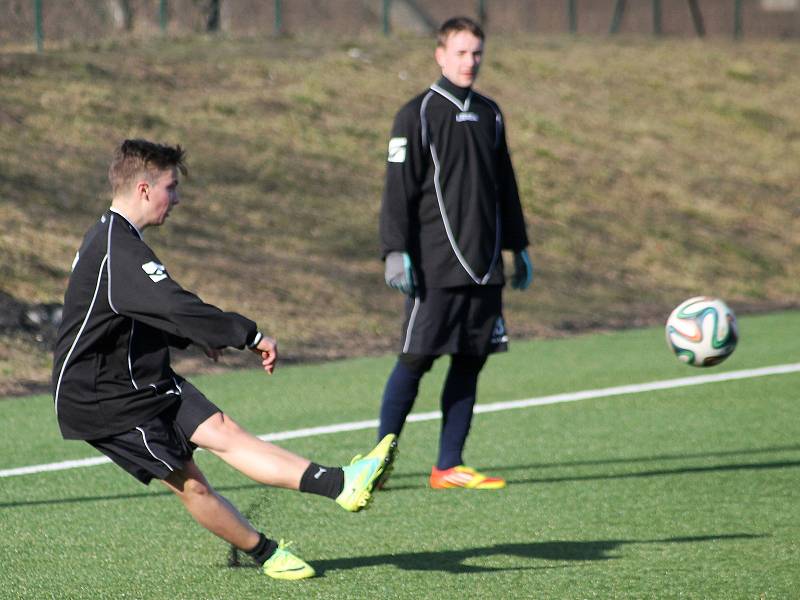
<box><xmin>1</xmin><ymin>311</ymin><xmax>798</xmax><ymax>598</ymax></box>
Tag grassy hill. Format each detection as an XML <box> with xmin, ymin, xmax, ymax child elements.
<box><xmin>1</xmin><ymin>33</ymin><xmax>798</xmax><ymax>395</ymax></box>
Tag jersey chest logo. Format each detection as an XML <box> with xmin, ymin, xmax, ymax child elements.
<box><xmin>456</xmin><ymin>111</ymin><xmax>479</xmax><ymax>122</ymax></box>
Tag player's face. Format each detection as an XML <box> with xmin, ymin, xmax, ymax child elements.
<box><xmin>435</xmin><ymin>30</ymin><xmax>483</xmax><ymax>88</ymax></box>
<box><xmin>143</xmin><ymin>168</ymin><xmax>180</xmax><ymax>226</ymax></box>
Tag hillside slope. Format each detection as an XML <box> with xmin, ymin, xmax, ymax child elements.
<box><xmin>1</xmin><ymin>34</ymin><xmax>798</xmax><ymax>394</ymax></box>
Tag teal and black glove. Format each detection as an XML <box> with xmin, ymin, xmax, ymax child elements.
<box><xmin>511</xmin><ymin>249</ymin><xmax>533</xmax><ymax>290</ymax></box>
<box><xmin>384</xmin><ymin>251</ymin><xmax>415</xmax><ymax>296</ymax></box>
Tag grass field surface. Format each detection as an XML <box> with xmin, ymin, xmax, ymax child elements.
<box><xmin>1</xmin><ymin>311</ymin><xmax>798</xmax><ymax>598</ymax></box>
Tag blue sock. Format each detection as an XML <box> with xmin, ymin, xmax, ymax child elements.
<box><xmin>378</xmin><ymin>360</ymin><xmax>424</xmax><ymax>440</ymax></box>
<box><xmin>437</xmin><ymin>355</ymin><xmax>487</xmax><ymax>470</ymax></box>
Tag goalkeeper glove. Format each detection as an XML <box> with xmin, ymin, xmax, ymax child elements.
<box><xmin>384</xmin><ymin>251</ymin><xmax>415</xmax><ymax>296</ymax></box>
<box><xmin>511</xmin><ymin>249</ymin><xmax>533</xmax><ymax>290</ymax></box>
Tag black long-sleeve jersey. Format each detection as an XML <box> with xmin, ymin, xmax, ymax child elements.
<box><xmin>379</xmin><ymin>76</ymin><xmax>529</xmax><ymax>289</ymax></box>
<box><xmin>52</xmin><ymin>208</ymin><xmax>260</xmax><ymax>440</ymax></box>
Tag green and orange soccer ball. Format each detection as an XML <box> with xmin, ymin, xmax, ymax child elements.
<box><xmin>666</xmin><ymin>296</ymin><xmax>738</xmax><ymax>367</ymax></box>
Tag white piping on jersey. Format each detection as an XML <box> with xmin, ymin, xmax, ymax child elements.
<box><xmin>128</xmin><ymin>321</ymin><xmax>138</xmax><ymax>390</ymax></box>
<box><xmin>420</xmin><ymin>90</ymin><xmax>434</xmax><ymax>147</ymax></box>
<box><xmin>110</xmin><ymin>213</ymin><xmax>175</xmax><ymax>396</ymax></box>
<box><xmin>402</xmin><ymin>296</ymin><xmax>421</xmax><ymax>354</ymax></box>
<box><xmin>430</xmin><ymin>83</ymin><xmax>472</xmax><ymax>113</ymax></box>
<box><xmin>106</xmin><ymin>214</ymin><xmax>119</xmax><ymax>315</ymax></box>
<box><xmin>421</xmin><ymin>88</ymin><xmax>503</xmax><ymax>285</ymax></box>
<box><xmin>472</xmin><ymin>91</ymin><xmax>503</xmax><ymax>149</ymax></box>
<box><xmin>109</xmin><ymin>206</ymin><xmax>143</xmax><ymax>239</ymax></box>
<box><xmin>54</xmin><ymin>255</ymin><xmax>109</xmax><ymax>417</ymax></box>
<box><xmin>110</xmin><ymin>214</ymin><xmax>141</xmax><ymax>390</ymax></box>
<box><xmin>135</xmin><ymin>427</ymin><xmax>174</xmax><ymax>472</ymax></box>
<box><xmin>149</xmin><ymin>385</ymin><xmax>179</xmax><ymax>396</ymax></box>
<box><xmin>429</xmin><ymin>143</ymin><xmax>499</xmax><ymax>284</ymax></box>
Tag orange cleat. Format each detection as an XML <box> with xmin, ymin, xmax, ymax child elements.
<box><xmin>429</xmin><ymin>465</ymin><xmax>506</xmax><ymax>489</ymax></box>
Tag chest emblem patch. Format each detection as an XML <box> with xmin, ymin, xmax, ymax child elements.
<box><xmin>456</xmin><ymin>112</ymin><xmax>479</xmax><ymax>122</ymax></box>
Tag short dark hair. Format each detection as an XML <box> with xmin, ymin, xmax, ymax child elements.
<box><xmin>108</xmin><ymin>139</ymin><xmax>187</xmax><ymax>195</ymax></box>
<box><xmin>437</xmin><ymin>16</ymin><xmax>485</xmax><ymax>47</ymax></box>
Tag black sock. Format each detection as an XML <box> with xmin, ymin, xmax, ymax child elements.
<box><xmin>299</xmin><ymin>463</ymin><xmax>344</xmax><ymax>499</ymax></box>
<box><xmin>245</xmin><ymin>532</ymin><xmax>279</xmax><ymax>566</ymax></box>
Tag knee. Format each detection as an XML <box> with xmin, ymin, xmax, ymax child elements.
<box><xmin>165</xmin><ymin>467</ymin><xmax>212</xmax><ymax>498</ymax></box>
<box><xmin>398</xmin><ymin>353</ymin><xmax>437</xmax><ymax>376</ymax></box>
<box><xmin>192</xmin><ymin>412</ymin><xmax>249</xmax><ymax>452</ymax></box>
<box><xmin>450</xmin><ymin>354</ymin><xmax>488</xmax><ymax>374</ymax></box>
<box><xmin>205</xmin><ymin>412</ymin><xmax>246</xmax><ymax>439</ymax></box>
<box><xmin>182</xmin><ymin>477</ymin><xmax>212</xmax><ymax>498</ymax></box>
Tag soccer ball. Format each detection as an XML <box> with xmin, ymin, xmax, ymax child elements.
<box><xmin>665</xmin><ymin>296</ymin><xmax>738</xmax><ymax>367</ymax></box>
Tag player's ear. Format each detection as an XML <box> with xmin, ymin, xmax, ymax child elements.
<box><xmin>434</xmin><ymin>46</ymin><xmax>445</xmax><ymax>68</ymax></box>
<box><xmin>136</xmin><ymin>180</ymin><xmax>149</xmax><ymax>199</ymax></box>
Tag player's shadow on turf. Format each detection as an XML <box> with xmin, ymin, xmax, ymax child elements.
<box><xmin>0</xmin><ymin>482</ymin><xmax>261</xmax><ymax>509</ymax></box>
<box><xmin>309</xmin><ymin>534</ymin><xmax>765</xmax><ymax>575</ymax></box>
<box><xmin>379</xmin><ymin>443</ymin><xmax>800</xmax><ymax>491</ymax></box>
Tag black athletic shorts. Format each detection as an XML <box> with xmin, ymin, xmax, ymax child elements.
<box><xmin>399</xmin><ymin>285</ymin><xmax>508</xmax><ymax>356</ymax></box>
<box><xmin>88</xmin><ymin>378</ymin><xmax>221</xmax><ymax>485</ymax></box>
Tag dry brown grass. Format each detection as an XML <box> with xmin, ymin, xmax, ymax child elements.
<box><xmin>1</xmin><ymin>34</ymin><xmax>798</xmax><ymax>396</ymax></box>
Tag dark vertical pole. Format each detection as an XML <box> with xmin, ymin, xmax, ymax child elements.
<box><xmin>687</xmin><ymin>0</ymin><xmax>705</xmax><ymax>37</ymax></box>
<box><xmin>34</xmin><ymin>0</ymin><xmax>43</xmax><ymax>52</ymax></box>
<box><xmin>653</xmin><ymin>0</ymin><xmax>662</xmax><ymax>35</ymax></box>
<box><xmin>207</xmin><ymin>0</ymin><xmax>220</xmax><ymax>32</ymax></box>
<box><xmin>610</xmin><ymin>0</ymin><xmax>626</xmax><ymax>34</ymax></box>
<box><xmin>477</xmin><ymin>0</ymin><xmax>487</xmax><ymax>27</ymax></box>
<box><xmin>733</xmin><ymin>0</ymin><xmax>743</xmax><ymax>39</ymax></box>
<box><xmin>382</xmin><ymin>0</ymin><xmax>391</xmax><ymax>35</ymax></box>
<box><xmin>274</xmin><ymin>0</ymin><xmax>282</xmax><ymax>35</ymax></box>
<box><xmin>568</xmin><ymin>0</ymin><xmax>577</xmax><ymax>34</ymax></box>
<box><xmin>159</xmin><ymin>0</ymin><xmax>168</xmax><ymax>34</ymax></box>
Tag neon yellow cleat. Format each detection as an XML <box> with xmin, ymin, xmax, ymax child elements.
<box><xmin>336</xmin><ymin>434</ymin><xmax>398</xmax><ymax>511</ymax></box>
<box><xmin>262</xmin><ymin>540</ymin><xmax>315</xmax><ymax>581</ymax></box>
<box><xmin>429</xmin><ymin>465</ymin><xmax>506</xmax><ymax>489</ymax></box>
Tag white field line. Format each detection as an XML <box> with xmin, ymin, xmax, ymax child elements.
<box><xmin>2</xmin><ymin>362</ymin><xmax>798</xmax><ymax>479</ymax></box>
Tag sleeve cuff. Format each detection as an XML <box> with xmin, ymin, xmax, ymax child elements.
<box><xmin>247</xmin><ymin>331</ymin><xmax>263</xmax><ymax>349</ymax></box>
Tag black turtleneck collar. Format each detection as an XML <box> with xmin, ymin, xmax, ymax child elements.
<box><xmin>435</xmin><ymin>76</ymin><xmax>471</xmax><ymax>102</ymax></box>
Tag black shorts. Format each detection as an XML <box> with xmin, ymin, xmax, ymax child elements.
<box><xmin>88</xmin><ymin>378</ymin><xmax>220</xmax><ymax>485</ymax></box>
<box><xmin>399</xmin><ymin>285</ymin><xmax>508</xmax><ymax>356</ymax></box>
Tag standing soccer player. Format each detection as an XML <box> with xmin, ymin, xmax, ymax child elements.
<box><xmin>52</xmin><ymin>139</ymin><xmax>396</xmax><ymax>581</ymax></box>
<box><xmin>378</xmin><ymin>17</ymin><xmax>532</xmax><ymax>490</ymax></box>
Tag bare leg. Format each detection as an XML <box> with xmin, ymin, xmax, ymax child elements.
<box><xmin>190</xmin><ymin>412</ymin><xmax>310</xmax><ymax>490</ymax></box>
<box><xmin>162</xmin><ymin>459</ymin><xmax>259</xmax><ymax>550</ymax></box>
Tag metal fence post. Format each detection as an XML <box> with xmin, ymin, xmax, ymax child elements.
<box><xmin>159</xmin><ymin>0</ymin><xmax>168</xmax><ymax>34</ymax></box>
<box><xmin>653</xmin><ymin>0</ymin><xmax>662</xmax><ymax>35</ymax></box>
<box><xmin>207</xmin><ymin>0</ymin><xmax>220</xmax><ymax>32</ymax></box>
<box><xmin>733</xmin><ymin>0</ymin><xmax>743</xmax><ymax>39</ymax></box>
<box><xmin>274</xmin><ymin>0</ymin><xmax>283</xmax><ymax>35</ymax></box>
<box><xmin>34</xmin><ymin>0</ymin><xmax>43</xmax><ymax>52</ymax></box>
<box><xmin>382</xmin><ymin>0</ymin><xmax>391</xmax><ymax>35</ymax></box>
<box><xmin>687</xmin><ymin>0</ymin><xmax>706</xmax><ymax>37</ymax></box>
<box><xmin>568</xmin><ymin>0</ymin><xmax>577</xmax><ymax>33</ymax></box>
<box><xmin>477</xmin><ymin>0</ymin><xmax>487</xmax><ymax>27</ymax></box>
<box><xmin>610</xmin><ymin>0</ymin><xmax>626</xmax><ymax>34</ymax></box>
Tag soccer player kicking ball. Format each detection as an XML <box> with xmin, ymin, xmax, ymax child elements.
<box><xmin>52</xmin><ymin>139</ymin><xmax>397</xmax><ymax>581</ymax></box>
<box><xmin>378</xmin><ymin>17</ymin><xmax>532</xmax><ymax>490</ymax></box>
